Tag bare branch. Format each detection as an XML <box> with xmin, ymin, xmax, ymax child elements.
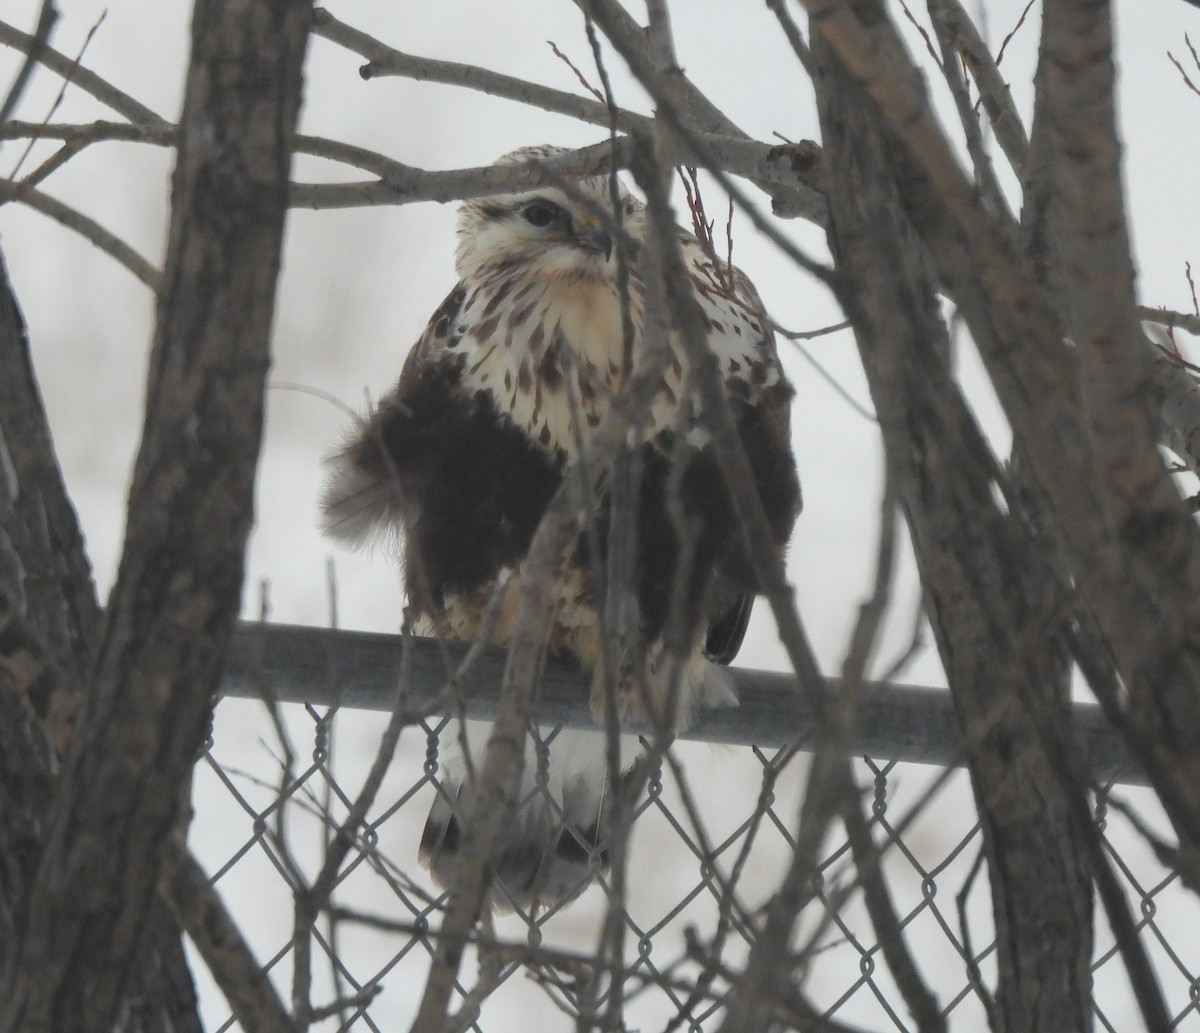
<box><xmin>0</xmin><ymin>178</ymin><xmax>161</xmax><ymax>290</ymax></box>
<box><xmin>161</xmin><ymin>847</ymin><xmax>296</xmax><ymax>1033</ymax></box>
<box><xmin>313</xmin><ymin>9</ymin><xmax>631</xmax><ymax>131</ymax></box>
<box><xmin>0</xmin><ymin>1</ymin><xmax>56</xmax><ymax>125</ymax></box>
<box><xmin>1147</xmin><ymin>337</ymin><xmax>1200</xmax><ymax>478</ymax></box>
<box><xmin>799</xmin><ymin>0</ymin><xmax>1200</xmax><ymax>884</ymax></box>
<box><xmin>7</xmin><ymin>10</ymin><xmax>108</xmax><ymax>182</ymax></box>
<box><xmin>290</xmin><ymin>634</ymin><xmax>418</xmax><ymax>1032</ymax></box>
<box><xmin>834</xmin><ymin>469</ymin><xmax>945</xmax><ymax>1033</ymax></box>
<box><xmin>0</xmin><ymin>2</ymin><xmax>311</xmax><ymax>1028</ymax></box>
<box><xmin>929</xmin><ymin>0</ymin><xmax>1030</xmax><ymax>174</ymax></box>
<box><xmin>786</xmin><ymin>334</ymin><xmax>878</xmax><ymax>423</ymax></box>
<box><xmin>290</xmin><ymin>134</ymin><xmax>824</xmax><ymax>224</ymax></box>
<box><xmin>580</xmin><ymin>9</ymin><xmax>832</xmax><ymax>267</ymax></box>
<box><xmin>0</xmin><ymin>199</ymin><xmax>202</xmax><ymax>1033</ymax></box>
<box><xmin>926</xmin><ymin>0</ymin><xmax>1015</xmax><ymax>218</ymax></box>
<box><xmin>574</xmin><ymin>0</ymin><xmax>744</xmax><ymax>136</ymax></box>
<box><xmin>0</xmin><ymin>15</ymin><xmax>166</xmax><ymax>124</ymax></box>
<box><xmin>995</xmin><ymin>0</ymin><xmax>1038</xmax><ymax>69</ymax></box>
<box><xmin>764</xmin><ymin>0</ymin><xmax>814</xmax><ymax>73</ymax></box>
<box><xmin>312</xmin><ymin>8</ymin><xmax>824</xmax><ymax>221</ymax></box>
<box><xmin>810</xmin><ymin>15</ymin><xmax>1096</xmax><ymax>1027</ymax></box>
<box><xmin>615</xmin><ymin>131</ymin><xmax>844</xmax><ymax>1033</ymax></box>
<box><xmin>1028</xmin><ymin>0</ymin><xmax>1200</xmax><ymax>896</ymax></box>
<box><xmin>0</xmin><ymin>119</ymin><xmax>486</xmax><ymax>190</ymax></box>
<box><xmin>1138</xmin><ymin>303</ymin><xmax>1200</xmax><ymax>335</ymax></box>
<box><xmin>546</xmin><ymin>39</ymin><xmax>605</xmax><ymax>103</ymax></box>
<box><xmin>0</xmin><ymin>248</ymin><xmax>99</xmax><ymax>709</ymax></box>
<box><xmin>1168</xmin><ymin>35</ymin><xmax>1200</xmax><ymax>97</ymax></box>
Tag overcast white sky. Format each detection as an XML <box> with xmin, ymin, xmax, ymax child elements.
<box><xmin>2</xmin><ymin>2</ymin><xmax>1199</xmax><ymax>1030</ymax></box>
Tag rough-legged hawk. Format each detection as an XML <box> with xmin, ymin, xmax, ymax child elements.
<box><xmin>322</xmin><ymin>145</ymin><xmax>800</xmax><ymax>911</ymax></box>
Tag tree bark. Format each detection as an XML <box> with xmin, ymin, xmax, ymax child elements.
<box><xmin>810</xmin><ymin>16</ymin><xmax>1094</xmax><ymax>1032</ymax></box>
<box><xmin>0</xmin><ymin>253</ymin><xmax>201</xmax><ymax>1033</ymax></box>
<box><xmin>800</xmin><ymin>0</ymin><xmax>1200</xmax><ymax>862</ymax></box>
<box><xmin>0</xmin><ymin>1</ymin><xmax>311</xmax><ymax>1030</ymax></box>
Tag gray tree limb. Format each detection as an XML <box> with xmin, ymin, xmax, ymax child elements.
<box><xmin>798</xmin><ymin>0</ymin><xmax>1200</xmax><ymax>881</ymax></box>
<box><xmin>0</xmin><ymin>250</ymin><xmax>201</xmax><ymax>1033</ymax></box>
<box><xmin>0</xmin><ymin>1</ymin><xmax>312</xmax><ymax>1030</ymax></box>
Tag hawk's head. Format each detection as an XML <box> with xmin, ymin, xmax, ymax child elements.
<box><xmin>456</xmin><ymin>145</ymin><xmax>639</xmax><ymax>286</ymax></box>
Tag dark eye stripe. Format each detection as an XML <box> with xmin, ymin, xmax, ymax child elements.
<box><xmin>473</xmin><ymin>202</ymin><xmax>509</xmax><ymax>220</ymax></box>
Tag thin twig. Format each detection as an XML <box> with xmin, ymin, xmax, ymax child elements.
<box><xmin>311</xmin><ymin>7</ymin><xmax>825</xmax><ymax>221</ymax></box>
<box><xmin>292</xmin><ymin>627</ymin><xmax>419</xmax><ymax>1031</ymax></box>
<box><xmin>582</xmin><ymin>0</ymin><xmax>835</xmax><ymax>277</ymax></box>
<box><xmin>931</xmin><ymin>0</ymin><xmax>1030</xmax><ymax>174</ymax></box>
<box><xmin>954</xmin><ymin>846</ymin><xmax>999</xmax><ymax>1026</ymax></box>
<box><xmin>161</xmin><ymin>846</ymin><xmax>298</xmax><ymax>1033</ymax></box>
<box><xmin>8</xmin><ymin>10</ymin><xmax>106</xmax><ymax>181</ymax></box>
<box><xmin>926</xmin><ymin>0</ymin><xmax>1012</xmax><ymax>218</ymax></box>
<box><xmin>547</xmin><ymin>39</ymin><xmax>605</xmax><ymax>103</ymax></box>
<box><xmin>898</xmin><ymin>0</ymin><xmax>945</xmax><ymax>69</ymax></box>
<box><xmin>787</xmin><ymin>336</ymin><xmax>878</xmax><ymax>423</ymax></box>
<box><xmin>0</xmin><ymin>178</ymin><xmax>160</xmax><ymax>290</ymax></box>
<box><xmin>1172</xmin><ymin>53</ymin><xmax>1200</xmax><ymax>98</ymax></box>
<box><xmin>773</xmin><ymin>316</ymin><xmax>852</xmax><ymax>340</ymax></box>
<box><xmin>764</xmin><ymin>0</ymin><xmax>814</xmax><ymax>73</ymax></box>
<box><xmin>1137</xmin><ymin>304</ymin><xmax>1200</xmax><ymax>336</ymax></box>
<box><xmin>828</xmin><ymin>456</ymin><xmax>946</xmax><ymax>1033</ymax></box>
<box><xmin>0</xmin><ymin>15</ymin><xmax>166</xmax><ymax>124</ymax></box>
<box><xmin>995</xmin><ymin>0</ymin><xmax>1037</xmax><ymax>71</ymax></box>
<box><xmin>0</xmin><ymin>0</ymin><xmax>57</xmax><ymax>125</ymax></box>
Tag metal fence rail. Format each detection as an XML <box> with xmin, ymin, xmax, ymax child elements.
<box><xmin>219</xmin><ymin>619</ymin><xmax>1144</xmax><ymax>784</ymax></box>
<box><xmin>193</xmin><ymin>620</ymin><xmax>1191</xmax><ymax>1032</ymax></box>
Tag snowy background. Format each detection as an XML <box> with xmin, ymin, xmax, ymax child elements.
<box><xmin>2</xmin><ymin>1</ymin><xmax>1199</xmax><ymax>1029</ymax></box>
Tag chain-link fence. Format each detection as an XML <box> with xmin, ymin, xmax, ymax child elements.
<box><xmin>189</xmin><ymin>623</ymin><xmax>1200</xmax><ymax>1032</ymax></box>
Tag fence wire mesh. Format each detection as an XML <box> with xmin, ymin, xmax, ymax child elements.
<box><xmin>190</xmin><ymin>640</ymin><xmax>1200</xmax><ymax>1033</ymax></box>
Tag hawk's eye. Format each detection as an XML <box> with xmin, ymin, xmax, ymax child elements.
<box><xmin>520</xmin><ymin>201</ymin><xmax>562</xmax><ymax>228</ymax></box>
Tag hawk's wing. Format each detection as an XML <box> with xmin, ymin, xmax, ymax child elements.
<box><xmin>320</xmin><ymin>284</ymin><xmax>468</xmax><ymax>544</ymax></box>
<box><xmin>704</xmin><ymin>590</ymin><xmax>755</xmax><ymax>665</ymax></box>
<box><xmin>681</xmin><ymin>241</ymin><xmax>802</xmax><ymax>666</ymax></box>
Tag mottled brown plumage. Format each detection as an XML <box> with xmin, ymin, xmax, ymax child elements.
<box><xmin>322</xmin><ymin>146</ymin><xmax>800</xmax><ymax>911</ymax></box>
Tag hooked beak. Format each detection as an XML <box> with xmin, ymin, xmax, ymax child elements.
<box><xmin>580</xmin><ymin>226</ymin><xmax>613</xmax><ymax>260</ymax></box>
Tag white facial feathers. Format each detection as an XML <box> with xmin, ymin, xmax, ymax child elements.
<box><xmin>448</xmin><ymin>146</ymin><xmax>785</xmax><ymax>458</ymax></box>
<box><xmin>457</xmin><ymin>176</ymin><xmax>635</xmax><ymax>287</ymax></box>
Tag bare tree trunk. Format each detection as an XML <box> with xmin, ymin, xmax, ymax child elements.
<box><xmin>0</xmin><ymin>1</ymin><xmax>311</xmax><ymax>1030</ymax></box>
<box><xmin>810</xmin><ymin>16</ymin><xmax>1094</xmax><ymax>1032</ymax></box>
<box><xmin>2</xmin><ymin>1</ymin><xmax>1197</xmax><ymax>1028</ymax></box>
<box><xmin>0</xmin><ymin>255</ymin><xmax>202</xmax><ymax>1033</ymax></box>
<box><xmin>0</xmin><ymin>249</ymin><xmax>83</xmax><ymax>972</ymax></box>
